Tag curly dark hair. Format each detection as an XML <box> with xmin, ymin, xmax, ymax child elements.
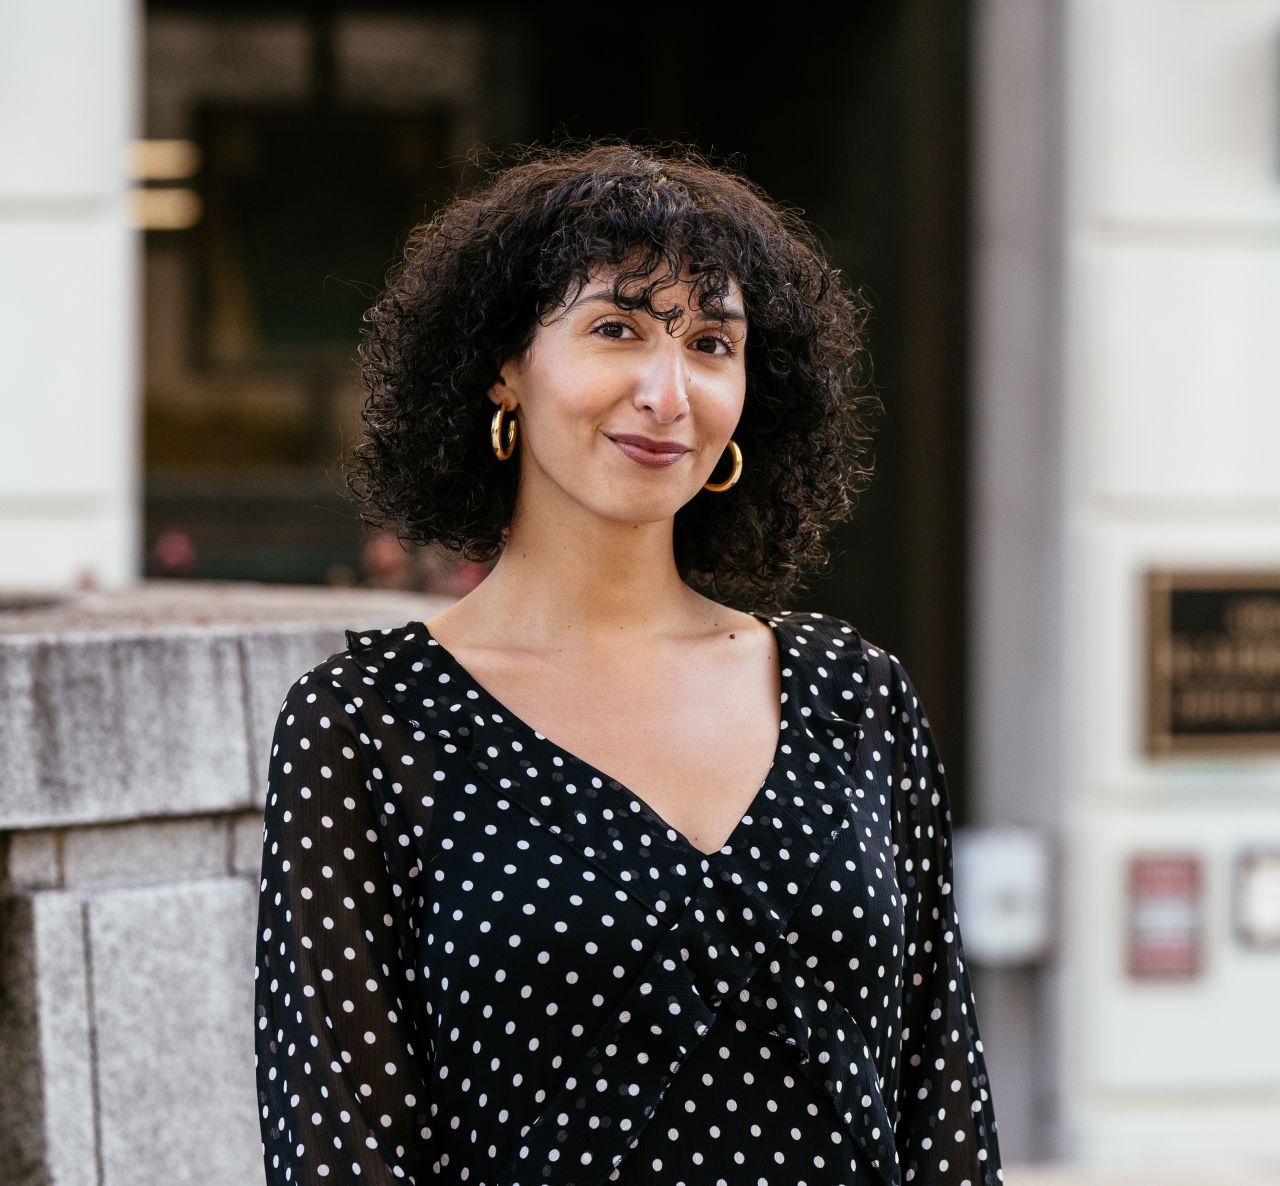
<box><xmin>345</xmin><ymin>138</ymin><xmax>881</xmax><ymax>608</ymax></box>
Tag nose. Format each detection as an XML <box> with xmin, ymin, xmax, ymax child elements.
<box><xmin>633</xmin><ymin>332</ymin><xmax>692</xmax><ymax>421</ymax></box>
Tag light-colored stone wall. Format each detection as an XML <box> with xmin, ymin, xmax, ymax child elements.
<box><xmin>974</xmin><ymin>0</ymin><xmax>1280</xmax><ymax>1172</ymax></box>
<box><xmin>0</xmin><ymin>0</ymin><xmax>140</xmax><ymax>589</ymax></box>
<box><xmin>1058</xmin><ymin>0</ymin><xmax>1280</xmax><ymax>1166</ymax></box>
<box><xmin>0</xmin><ymin>583</ymin><xmax>444</xmax><ymax>1186</ymax></box>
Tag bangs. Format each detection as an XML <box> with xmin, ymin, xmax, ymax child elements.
<box><xmin>530</xmin><ymin>170</ymin><xmax>743</xmax><ymax>329</ymax></box>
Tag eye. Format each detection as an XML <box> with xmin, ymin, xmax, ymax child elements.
<box><xmin>592</xmin><ymin>319</ymin><xmax>636</xmax><ymax>340</ymax></box>
<box><xmin>693</xmin><ymin>332</ymin><xmax>739</xmax><ymax>358</ymax></box>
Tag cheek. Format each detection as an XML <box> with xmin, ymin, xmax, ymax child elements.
<box><xmin>519</xmin><ymin>364</ymin><xmax>612</xmax><ymax>442</ymax></box>
<box><xmin>714</xmin><ymin>376</ymin><xmax>748</xmax><ymax>432</ymax></box>
<box><xmin>544</xmin><ymin>361</ymin><xmax>622</xmax><ymax>417</ymax></box>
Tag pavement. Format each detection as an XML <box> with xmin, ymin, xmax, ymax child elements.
<box><xmin>1005</xmin><ymin>1163</ymin><xmax>1280</xmax><ymax>1186</ymax></box>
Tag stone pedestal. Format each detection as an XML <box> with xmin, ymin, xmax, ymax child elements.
<box><xmin>0</xmin><ymin>581</ymin><xmax>446</xmax><ymax>1186</ymax></box>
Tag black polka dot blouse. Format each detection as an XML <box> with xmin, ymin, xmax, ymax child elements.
<box><xmin>253</xmin><ymin>609</ymin><xmax>1002</xmax><ymax>1186</ymax></box>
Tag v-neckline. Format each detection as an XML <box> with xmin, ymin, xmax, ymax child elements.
<box><xmin>417</xmin><ymin>608</ymin><xmax>793</xmax><ymax>861</ymax></box>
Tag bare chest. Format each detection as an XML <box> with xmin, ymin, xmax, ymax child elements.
<box><xmin>442</xmin><ymin>633</ymin><xmax>782</xmax><ymax>857</ymax></box>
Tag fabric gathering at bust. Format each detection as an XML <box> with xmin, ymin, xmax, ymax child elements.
<box><xmin>253</xmin><ymin>609</ymin><xmax>1002</xmax><ymax>1186</ymax></box>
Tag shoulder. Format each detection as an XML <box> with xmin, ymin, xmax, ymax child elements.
<box><xmin>273</xmin><ymin>619</ymin><xmax>473</xmax><ymax>748</ymax></box>
<box><xmin>763</xmin><ymin>609</ymin><xmax>875</xmax><ymax>722</ymax></box>
<box><xmin>265</xmin><ymin>620</ymin><xmax>446</xmax><ymax>772</ymax></box>
<box><xmin>767</xmin><ymin>609</ymin><xmax>923</xmax><ymax>726</ymax></box>
<box><xmin>769</xmin><ymin>607</ymin><xmax>894</xmax><ymax>682</ymax></box>
<box><xmin>275</xmin><ymin>643</ymin><xmax>363</xmax><ymax>715</ymax></box>
<box><xmin>272</xmin><ymin>620</ymin><xmax>423</xmax><ymax>721</ymax></box>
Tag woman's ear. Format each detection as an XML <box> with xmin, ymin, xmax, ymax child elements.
<box><xmin>488</xmin><ymin>348</ymin><xmax>528</xmax><ymax>406</ymax></box>
<box><xmin>486</xmin><ymin>372</ymin><xmax>513</xmax><ymax>408</ymax></box>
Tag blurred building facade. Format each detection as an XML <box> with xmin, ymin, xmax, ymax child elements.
<box><xmin>973</xmin><ymin>0</ymin><xmax>1280</xmax><ymax>1169</ymax></box>
<box><xmin>2</xmin><ymin>0</ymin><xmax>1280</xmax><ymax>1178</ymax></box>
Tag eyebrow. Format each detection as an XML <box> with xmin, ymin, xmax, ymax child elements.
<box><xmin>571</xmin><ymin>288</ymin><xmax>747</xmax><ymax>324</ymax></box>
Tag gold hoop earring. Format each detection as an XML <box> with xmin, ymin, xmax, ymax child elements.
<box><xmin>491</xmin><ymin>399</ymin><xmax>518</xmax><ymax>460</ymax></box>
<box><xmin>702</xmin><ymin>439</ymin><xmax>742</xmax><ymax>492</ymax></box>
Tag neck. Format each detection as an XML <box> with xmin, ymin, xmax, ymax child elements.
<box><xmin>463</xmin><ymin>480</ymin><xmax>710</xmax><ymax>650</ymax></box>
<box><xmin>481</xmin><ymin>526</ymin><xmax>702</xmax><ymax>643</ymax></box>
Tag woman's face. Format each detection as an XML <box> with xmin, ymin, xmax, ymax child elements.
<box><xmin>490</xmin><ymin>262</ymin><xmax>748</xmax><ymax>530</ymax></box>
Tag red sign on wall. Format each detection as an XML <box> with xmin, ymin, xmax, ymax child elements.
<box><xmin>1126</xmin><ymin>854</ymin><xmax>1204</xmax><ymax>980</ymax></box>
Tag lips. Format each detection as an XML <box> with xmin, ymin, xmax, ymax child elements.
<box><xmin>609</xmin><ymin>435</ymin><xmax>689</xmax><ymax>469</ymax></box>
<box><xmin>607</xmin><ymin>434</ymin><xmax>690</xmax><ymax>454</ymax></box>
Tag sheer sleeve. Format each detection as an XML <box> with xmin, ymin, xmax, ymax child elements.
<box><xmin>253</xmin><ymin>666</ymin><xmax>430</xmax><ymax>1184</ymax></box>
<box><xmin>887</xmin><ymin>655</ymin><xmax>1002</xmax><ymax>1186</ymax></box>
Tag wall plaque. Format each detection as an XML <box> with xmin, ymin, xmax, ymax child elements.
<box><xmin>1146</xmin><ymin>569</ymin><xmax>1280</xmax><ymax>756</ymax></box>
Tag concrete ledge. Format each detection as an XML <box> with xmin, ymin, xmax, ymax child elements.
<box><xmin>0</xmin><ymin>580</ymin><xmax>442</xmax><ymax>638</ymax></box>
<box><xmin>0</xmin><ymin>581</ymin><xmax>444</xmax><ymax>829</ymax></box>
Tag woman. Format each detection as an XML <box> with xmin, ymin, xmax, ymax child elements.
<box><xmin>253</xmin><ymin>141</ymin><xmax>1002</xmax><ymax>1186</ymax></box>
